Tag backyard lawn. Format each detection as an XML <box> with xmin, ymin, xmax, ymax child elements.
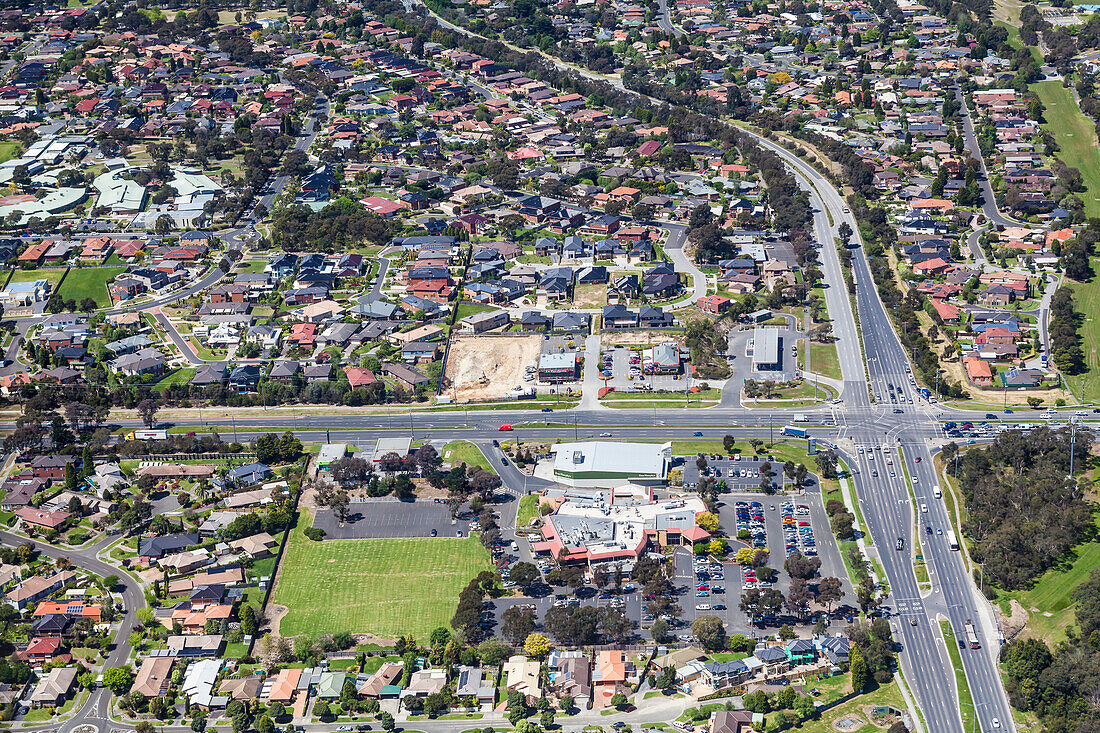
<box><xmin>272</xmin><ymin>515</ymin><xmax>492</xmax><ymax>641</ymax></box>
<box><xmin>154</xmin><ymin>368</ymin><xmax>196</xmax><ymax>392</ymax></box>
<box><xmin>8</xmin><ymin>267</ymin><xmax>67</xmax><ymax>285</ymax></box>
<box><xmin>451</xmin><ymin>303</ymin><xmax>494</xmax><ymax>323</ymax></box>
<box><xmin>57</xmin><ymin>267</ymin><xmax>126</xmax><ymax>308</ymax></box>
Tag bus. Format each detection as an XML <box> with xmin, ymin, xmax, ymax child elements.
<box><xmin>945</xmin><ymin>529</ymin><xmax>959</xmax><ymax>551</ymax></box>
<box><xmin>964</xmin><ymin>620</ymin><xmax>981</xmax><ymax>649</ymax></box>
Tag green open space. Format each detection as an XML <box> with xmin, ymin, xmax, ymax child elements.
<box><xmin>745</xmin><ymin>380</ymin><xmax>836</xmax><ymax>404</ymax></box>
<box><xmin>601</xmin><ymin>388</ymin><xmax>721</xmax><ymax>407</ymax></box>
<box><xmin>938</xmin><ymin>452</ymin><xmax>1100</xmax><ymax>644</ymax></box>
<box><xmin>272</xmin><ymin>513</ymin><xmax>493</xmax><ymax>641</ymax></box>
<box><xmin>0</xmin><ymin>141</ymin><xmax>22</xmax><ymax>163</ymax></box>
<box><xmin>1068</xmin><ymin>271</ymin><xmax>1100</xmax><ymax>403</ymax></box>
<box><xmin>770</xmin><ymin>679</ymin><xmax>904</xmax><ymax>733</ymax></box>
<box><xmin>995</xmin><ymin>21</ymin><xmax>1042</xmax><ymax>61</ymax></box>
<box><xmin>808</xmin><ymin>340</ymin><xmax>842</xmax><ymax>380</ymax></box>
<box><xmin>995</xmin><ymin>509</ymin><xmax>1100</xmax><ymax>644</ymax></box>
<box><xmin>443</xmin><ymin>441</ymin><xmax>496</xmax><ymax>474</ymax></box>
<box><xmin>58</xmin><ymin>267</ymin><xmax>126</xmax><ymax>308</ymax></box>
<box><xmin>1034</xmin><ymin>81</ymin><xmax>1100</xmax><ymax>219</ymax></box>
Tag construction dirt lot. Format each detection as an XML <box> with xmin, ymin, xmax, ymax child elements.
<box><xmin>445</xmin><ymin>334</ymin><xmax>542</xmax><ymax>400</ymax></box>
<box><xmin>600</xmin><ymin>330</ymin><xmax>685</xmax><ymax>347</ymax></box>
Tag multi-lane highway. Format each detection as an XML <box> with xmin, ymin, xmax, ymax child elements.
<box><xmin>749</xmin><ymin>132</ymin><xmax>1016</xmax><ymax>733</ymax></box>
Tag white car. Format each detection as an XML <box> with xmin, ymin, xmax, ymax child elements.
<box><xmin>991</xmin><ymin>719</ymin><xmax>1001</xmax><ymax>729</ymax></box>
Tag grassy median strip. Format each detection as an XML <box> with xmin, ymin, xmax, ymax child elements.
<box><xmin>941</xmin><ymin>620</ymin><xmax>977</xmax><ymax>732</ymax></box>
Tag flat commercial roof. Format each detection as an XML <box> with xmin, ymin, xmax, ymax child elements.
<box><xmin>752</xmin><ymin>326</ymin><xmax>781</xmax><ymax>369</ymax></box>
<box><xmin>551</xmin><ymin>441</ymin><xmax>670</xmax><ymax>483</ymax></box>
<box><xmin>372</xmin><ymin>437</ymin><xmax>412</xmax><ymax>462</ymax></box>
<box><xmin>317</xmin><ymin>443</ymin><xmax>348</xmax><ymax>466</ymax></box>
<box><xmin>539</xmin><ymin>352</ymin><xmax>577</xmax><ymax>370</ymax></box>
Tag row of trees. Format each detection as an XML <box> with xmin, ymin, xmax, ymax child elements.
<box><xmin>1049</xmin><ymin>287</ymin><xmax>1087</xmax><ymax>375</ymax></box>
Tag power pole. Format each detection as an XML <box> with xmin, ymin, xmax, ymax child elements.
<box><xmin>1070</xmin><ymin>417</ymin><xmax>1080</xmax><ymax>477</ymax></box>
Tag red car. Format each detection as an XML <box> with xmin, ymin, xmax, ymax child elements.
<box><xmin>499</xmin><ymin>424</ymin><xmax>513</xmax><ymax>431</ymax></box>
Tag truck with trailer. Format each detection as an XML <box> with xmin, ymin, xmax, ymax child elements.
<box><xmin>964</xmin><ymin>620</ymin><xmax>981</xmax><ymax>649</ymax></box>
<box><xmin>125</xmin><ymin>429</ymin><xmax>168</xmax><ymax>441</ymax></box>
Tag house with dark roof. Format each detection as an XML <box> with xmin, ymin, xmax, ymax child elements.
<box><xmin>754</xmin><ymin>646</ymin><xmax>789</xmax><ymax>674</ymax></box>
<box><xmin>192</xmin><ymin>364</ymin><xmax>227</xmax><ymax>386</ymax></box>
<box><xmin>382</xmin><ymin>362</ymin><xmax>429</xmax><ymax>388</ymax></box>
<box><xmin>228</xmin><ymin>365</ymin><xmax>262</xmax><ymax>393</ymax></box>
<box><xmin>643</xmin><ymin>269</ymin><xmax>679</xmax><ymax>297</ymax></box>
<box><xmin>520</xmin><ymin>312</ymin><xmax>552</xmax><ymax>332</ymax></box>
<box><xmin>552</xmin><ymin>311</ymin><xmax>590</xmax><ymax>333</ymax></box>
<box><xmin>709</xmin><ymin>710</ymin><xmax>754</xmax><ymax>733</ymax></box>
<box><xmin>815</xmin><ymin>635</ymin><xmax>850</xmax><ymax>665</ymax></box>
<box><xmin>139</xmin><ymin>533</ymin><xmax>200</xmax><ymax>562</ymax></box>
<box><xmin>602</xmin><ymin>304</ymin><xmax>636</xmax><ymax>329</ymax></box>
<box><xmin>226</xmin><ymin>463</ymin><xmax>271</xmax><ymax>487</ymax></box>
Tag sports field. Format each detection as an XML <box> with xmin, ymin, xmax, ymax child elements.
<box><xmin>272</xmin><ymin>514</ymin><xmax>492</xmax><ymax>640</ymax></box>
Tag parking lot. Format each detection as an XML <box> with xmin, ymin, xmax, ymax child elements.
<box><xmin>680</xmin><ymin>452</ymin><xmax>805</xmax><ymax>492</ymax></box>
<box><xmin>541</xmin><ymin>333</ymin><xmax>583</xmax><ymax>357</ymax></box>
<box><xmin>597</xmin><ymin>345</ymin><xmax>687</xmax><ymax>392</ymax></box>
<box><xmin>481</xmin><ymin>489</ymin><xmax>852</xmax><ymax>644</ymax></box>
<box><xmin>725</xmin><ymin>321</ymin><xmax>801</xmax><ymax>383</ymax></box>
<box><xmin>312</xmin><ymin>499</ymin><xmax>473</xmax><ymax>539</ymax></box>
